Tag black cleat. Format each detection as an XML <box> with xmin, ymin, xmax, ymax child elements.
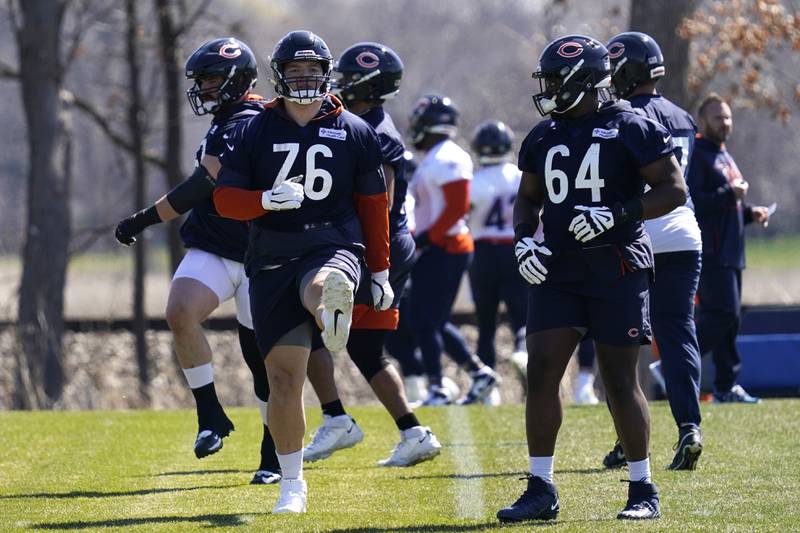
<box><xmin>603</xmin><ymin>440</ymin><xmax>626</xmax><ymax>469</ymax></box>
<box><xmin>497</xmin><ymin>475</ymin><xmax>560</xmax><ymax>523</ymax></box>
<box><xmin>250</xmin><ymin>469</ymin><xmax>282</xmax><ymax>485</ymax></box>
<box><xmin>617</xmin><ymin>480</ymin><xmax>661</xmax><ymax>520</ymax></box>
<box><xmin>667</xmin><ymin>426</ymin><xmax>703</xmax><ymax>471</ymax></box>
<box><xmin>194</xmin><ymin>413</ymin><xmax>234</xmax><ymax>459</ymax></box>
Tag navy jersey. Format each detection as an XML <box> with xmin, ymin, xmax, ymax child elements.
<box><xmin>518</xmin><ymin>100</ymin><xmax>675</xmax><ymax>272</ymax></box>
<box><xmin>179</xmin><ymin>99</ymin><xmax>263</xmax><ymax>262</ymax></box>
<box><xmin>629</xmin><ymin>94</ymin><xmax>696</xmax><ymax>176</ymax></box>
<box><xmin>629</xmin><ymin>94</ymin><xmax>702</xmax><ymax>254</ymax></box>
<box><xmin>688</xmin><ymin>136</ymin><xmax>754</xmax><ymax>269</ymax></box>
<box><xmin>360</xmin><ymin>107</ymin><xmax>409</xmax><ymax>235</ymax></box>
<box><xmin>218</xmin><ymin>96</ymin><xmax>386</xmax><ymax>275</ymax></box>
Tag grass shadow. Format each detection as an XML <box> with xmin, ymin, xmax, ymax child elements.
<box><xmin>325</xmin><ymin>517</ymin><xmax>618</xmax><ymax>533</ymax></box>
<box><xmin>32</xmin><ymin>513</ymin><xmax>264</xmax><ymax>530</ymax></box>
<box><xmin>1</xmin><ymin>484</ymin><xmax>241</xmax><ymax>500</ymax></box>
<box><xmin>399</xmin><ymin>471</ymin><xmax>524</xmax><ymax>481</ymax></box>
<box><xmin>151</xmin><ymin>469</ymin><xmax>247</xmax><ymax>477</ymax></box>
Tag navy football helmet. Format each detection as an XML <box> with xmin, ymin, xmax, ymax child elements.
<box><xmin>408</xmin><ymin>94</ymin><xmax>458</xmax><ymax>149</ymax></box>
<box><xmin>532</xmin><ymin>35</ymin><xmax>611</xmax><ymax>117</ymax></box>
<box><xmin>471</xmin><ymin>120</ymin><xmax>514</xmax><ymax>165</ymax></box>
<box><xmin>333</xmin><ymin>42</ymin><xmax>403</xmax><ymax>105</ymax></box>
<box><xmin>606</xmin><ymin>32</ymin><xmax>665</xmax><ymax>99</ymax></box>
<box><xmin>185</xmin><ymin>37</ymin><xmax>258</xmax><ymax>116</ymax></box>
<box><xmin>270</xmin><ymin>30</ymin><xmax>333</xmax><ymax>104</ymax></box>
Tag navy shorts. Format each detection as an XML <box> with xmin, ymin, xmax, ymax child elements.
<box><xmin>249</xmin><ymin>247</ymin><xmax>361</xmax><ymax>357</ymax></box>
<box><xmin>527</xmin><ymin>267</ymin><xmax>651</xmax><ymax>347</ymax></box>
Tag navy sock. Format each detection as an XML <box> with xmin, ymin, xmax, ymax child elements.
<box><xmin>321</xmin><ymin>399</ymin><xmax>346</xmax><ymax>418</ymax></box>
<box><xmin>395</xmin><ymin>413</ymin><xmax>420</xmax><ymax>432</ymax></box>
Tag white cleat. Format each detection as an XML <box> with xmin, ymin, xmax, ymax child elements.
<box><xmin>378</xmin><ymin>426</ymin><xmax>442</xmax><ymax>467</ymax></box>
<box><xmin>303</xmin><ymin>415</ymin><xmax>364</xmax><ymax>462</ymax></box>
<box><xmin>483</xmin><ymin>387</ymin><xmax>502</xmax><ymax>406</ymax></box>
<box><xmin>320</xmin><ymin>270</ymin><xmax>354</xmax><ymax>353</ymax></box>
<box><xmin>575</xmin><ymin>385</ymin><xmax>600</xmax><ymax>405</ymax></box>
<box><xmin>404</xmin><ymin>375</ymin><xmax>428</xmax><ymax>404</ymax></box>
<box><xmin>272</xmin><ymin>478</ymin><xmax>307</xmax><ymax>514</ymax></box>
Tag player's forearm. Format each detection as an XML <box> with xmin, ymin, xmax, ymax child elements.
<box><xmin>512</xmin><ymin>194</ymin><xmax>541</xmax><ymax>241</ymax></box>
<box><xmin>213</xmin><ymin>186</ymin><xmax>267</xmax><ymax>220</ymax></box>
<box><xmin>354</xmin><ymin>192</ymin><xmax>391</xmax><ymax>272</ymax></box>
<box><xmin>428</xmin><ymin>180</ymin><xmax>470</xmax><ymax>242</ymax></box>
<box><xmin>639</xmin><ymin>178</ymin><xmax>686</xmax><ymax>220</ymax></box>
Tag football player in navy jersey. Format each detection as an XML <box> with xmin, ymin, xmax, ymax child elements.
<box><xmin>599</xmin><ymin>31</ymin><xmax>704</xmax><ymax>471</ymax></box>
<box><xmin>113</xmin><ymin>38</ymin><xmax>281</xmax><ymax>485</ymax></box>
<box><xmin>496</xmin><ymin>35</ymin><xmax>686</xmax><ymax>523</ymax></box>
<box><xmin>468</xmin><ymin>120</ymin><xmax>528</xmax><ymax>401</ymax></box>
<box><xmin>301</xmin><ymin>41</ymin><xmax>442</xmax><ymax>467</ymax></box>
<box><xmin>212</xmin><ymin>30</ymin><xmax>392</xmax><ymax>514</ymax></box>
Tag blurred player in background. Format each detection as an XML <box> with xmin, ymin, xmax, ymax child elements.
<box><xmin>468</xmin><ymin>119</ymin><xmax>527</xmax><ymax>405</ymax></box>
<box><xmin>600</xmin><ymin>31</ymin><xmax>705</xmax><ymax>471</ymax></box>
<box><xmin>408</xmin><ymin>94</ymin><xmax>500</xmax><ymax>406</ymax></box>
<box><xmin>114</xmin><ymin>38</ymin><xmax>280</xmax><ymax>484</ymax></box>
<box><xmin>301</xmin><ymin>41</ymin><xmax>441</xmax><ymax>467</ymax></box>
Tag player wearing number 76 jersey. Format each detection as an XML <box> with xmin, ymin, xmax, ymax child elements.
<box><xmin>213</xmin><ymin>30</ymin><xmax>391</xmax><ymax>514</ymax></box>
<box><xmin>497</xmin><ymin>34</ymin><xmax>686</xmax><ymax>524</ymax></box>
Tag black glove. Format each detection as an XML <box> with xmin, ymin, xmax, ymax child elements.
<box><xmin>114</xmin><ymin>206</ymin><xmax>161</xmax><ymax>246</ymax></box>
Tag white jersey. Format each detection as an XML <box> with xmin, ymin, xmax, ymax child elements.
<box><xmin>469</xmin><ymin>162</ymin><xmax>520</xmax><ymax>241</ymax></box>
<box><xmin>411</xmin><ymin>139</ymin><xmax>473</xmax><ymax>237</ymax></box>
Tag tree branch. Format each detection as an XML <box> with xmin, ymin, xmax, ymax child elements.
<box><xmin>64</xmin><ymin>89</ymin><xmax>167</xmax><ymax>171</ymax></box>
<box><xmin>0</xmin><ymin>59</ymin><xmax>19</xmax><ymax>79</ymax></box>
<box><xmin>173</xmin><ymin>0</ymin><xmax>212</xmax><ymax>37</ymax></box>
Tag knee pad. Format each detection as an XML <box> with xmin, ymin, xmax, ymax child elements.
<box><xmin>347</xmin><ymin>329</ymin><xmax>391</xmax><ymax>382</ymax></box>
<box><xmin>238</xmin><ymin>324</ymin><xmax>269</xmax><ymax>402</ymax></box>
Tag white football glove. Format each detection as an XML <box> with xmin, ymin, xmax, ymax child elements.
<box><xmin>370</xmin><ymin>269</ymin><xmax>394</xmax><ymax>311</ymax></box>
<box><xmin>568</xmin><ymin>205</ymin><xmax>615</xmax><ymax>243</ymax></box>
<box><xmin>261</xmin><ymin>175</ymin><xmax>304</xmax><ymax>211</ymax></box>
<box><xmin>515</xmin><ymin>237</ymin><xmax>552</xmax><ymax>285</ymax></box>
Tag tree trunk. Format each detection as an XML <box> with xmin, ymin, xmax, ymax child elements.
<box><xmin>629</xmin><ymin>0</ymin><xmax>700</xmax><ymax>110</ymax></box>
<box><xmin>126</xmin><ymin>0</ymin><xmax>150</xmax><ymax>403</ymax></box>
<box><xmin>155</xmin><ymin>0</ymin><xmax>185</xmax><ymax>275</ymax></box>
<box><xmin>14</xmin><ymin>0</ymin><xmax>70</xmax><ymax>408</ymax></box>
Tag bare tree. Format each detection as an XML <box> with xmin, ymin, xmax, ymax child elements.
<box><xmin>629</xmin><ymin>0</ymin><xmax>700</xmax><ymax>110</ymax></box>
<box><xmin>126</xmin><ymin>0</ymin><xmax>150</xmax><ymax>402</ymax></box>
<box><xmin>154</xmin><ymin>0</ymin><xmax>212</xmax><ymax>275</ymax></box>
<box><xmin>11</xmin><ymin>0</ymin><xmax>71</xmax><ymax>408</ymax></box>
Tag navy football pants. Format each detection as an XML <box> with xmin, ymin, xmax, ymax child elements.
<box><xmin>696</xmin><ymin>265</ymin><xmax>742</xmax><ymax>393</ymax></box>
<box><xmin>652</xmin><ymin>251</ymin><xmax>702</xmax><ymax>428</ymax></box>
<box><xmin>409</xmin><ymin>246</ymin><xmax>473</xmax><ymax>382</ymax></box>
<box><xmin>469</xmin><ymin>241</ymin><xmax>527</xmax><ymax>367</ymax></box>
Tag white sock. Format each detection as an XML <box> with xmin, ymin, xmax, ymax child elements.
<box><xmin>277</xmin><ymin>449</ymin><xmax>304</xmax><ymax>480</ymax></box>
<box><xmin>182</xmin><ymin>363</ymin><xmax>213</xmax><ymax>389</ymax></box>
<box><xmin>576</xmin><ymin>370</ymin><xmax>594</xmax><ymax>391</ymax></box>
<box><xmin>257</xmin><ymin>399</ymin><xmax>268</xmax><ymax>426</ymax></box>
<box><xmin>529</xmin><ymin>456</ymin><xmax>554</xmax><ymax>483</ymax></box>
<box><xmin>628</xmin><ymin>457</ymin><xmax>651</xmax><ymax>483</ymax></box>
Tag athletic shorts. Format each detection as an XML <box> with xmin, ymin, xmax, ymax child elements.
<box><xmin>249</xmin><ymin>247</ymin><xmax>361</xmax><ymax>357</ymax></box>
<box><xmin>526</xmin><ymin>268</ymin><xmax>652</xmax><ymax>347</ymax></box>
<box><xmin>173</xmin><ymin>248</ymin><xmax>252</xmax><ymax>329</ymax></box>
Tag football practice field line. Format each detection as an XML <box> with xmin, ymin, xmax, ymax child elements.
<box><xmin>444</xmin><ymin>405</ymin><xmax>485</xmax><ymax>519</ymax></box>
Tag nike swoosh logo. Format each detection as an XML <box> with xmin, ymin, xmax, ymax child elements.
<box><xmin>346</xmin><ymin>425</ymin><xmax>353</xmax><ymax>433</ymax></box>
<box><xmin>226</xmin><ymin>143</ymin><xmax>234</xmax><ymax>151</ymax></box>
<box><xmin>223</xmin><ymin>133</ymin><xmax>229</xmax><ymax>139</ymax></box>
<box><xmin>418</xmin><ymin>436</ymin><xmax>428</xmax><ymax>443</ymax></box>
<box><xmin>333</xmin><ymin>309</ymin><xmax>343</xmax><ymax>334</ymax></box>
<box><xmin>551</xmin><ymin>500</ymin><xmax>559</xmax><ymax>511</ymax></box>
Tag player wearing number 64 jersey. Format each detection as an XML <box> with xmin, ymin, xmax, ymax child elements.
<box><xmin>497</xmin><ymin>34</ymin><xmax>686</xmax><ymax>524</ymax></box>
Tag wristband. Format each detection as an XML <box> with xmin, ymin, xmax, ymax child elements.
<box><xmin>612</xmin><ymin>199</ymin><xmax>644</xmax><ymax>223</ymax></box>
<box><xmin>514</xmin><ymin>223</ymin><xmax>535</xmax><ymax>243</ymax></box>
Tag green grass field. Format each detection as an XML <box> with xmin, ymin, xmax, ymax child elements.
<box><xmin>1</xmin><ymin>401</ymin><xmax>798</xmax><ymax>532</ymax></box>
